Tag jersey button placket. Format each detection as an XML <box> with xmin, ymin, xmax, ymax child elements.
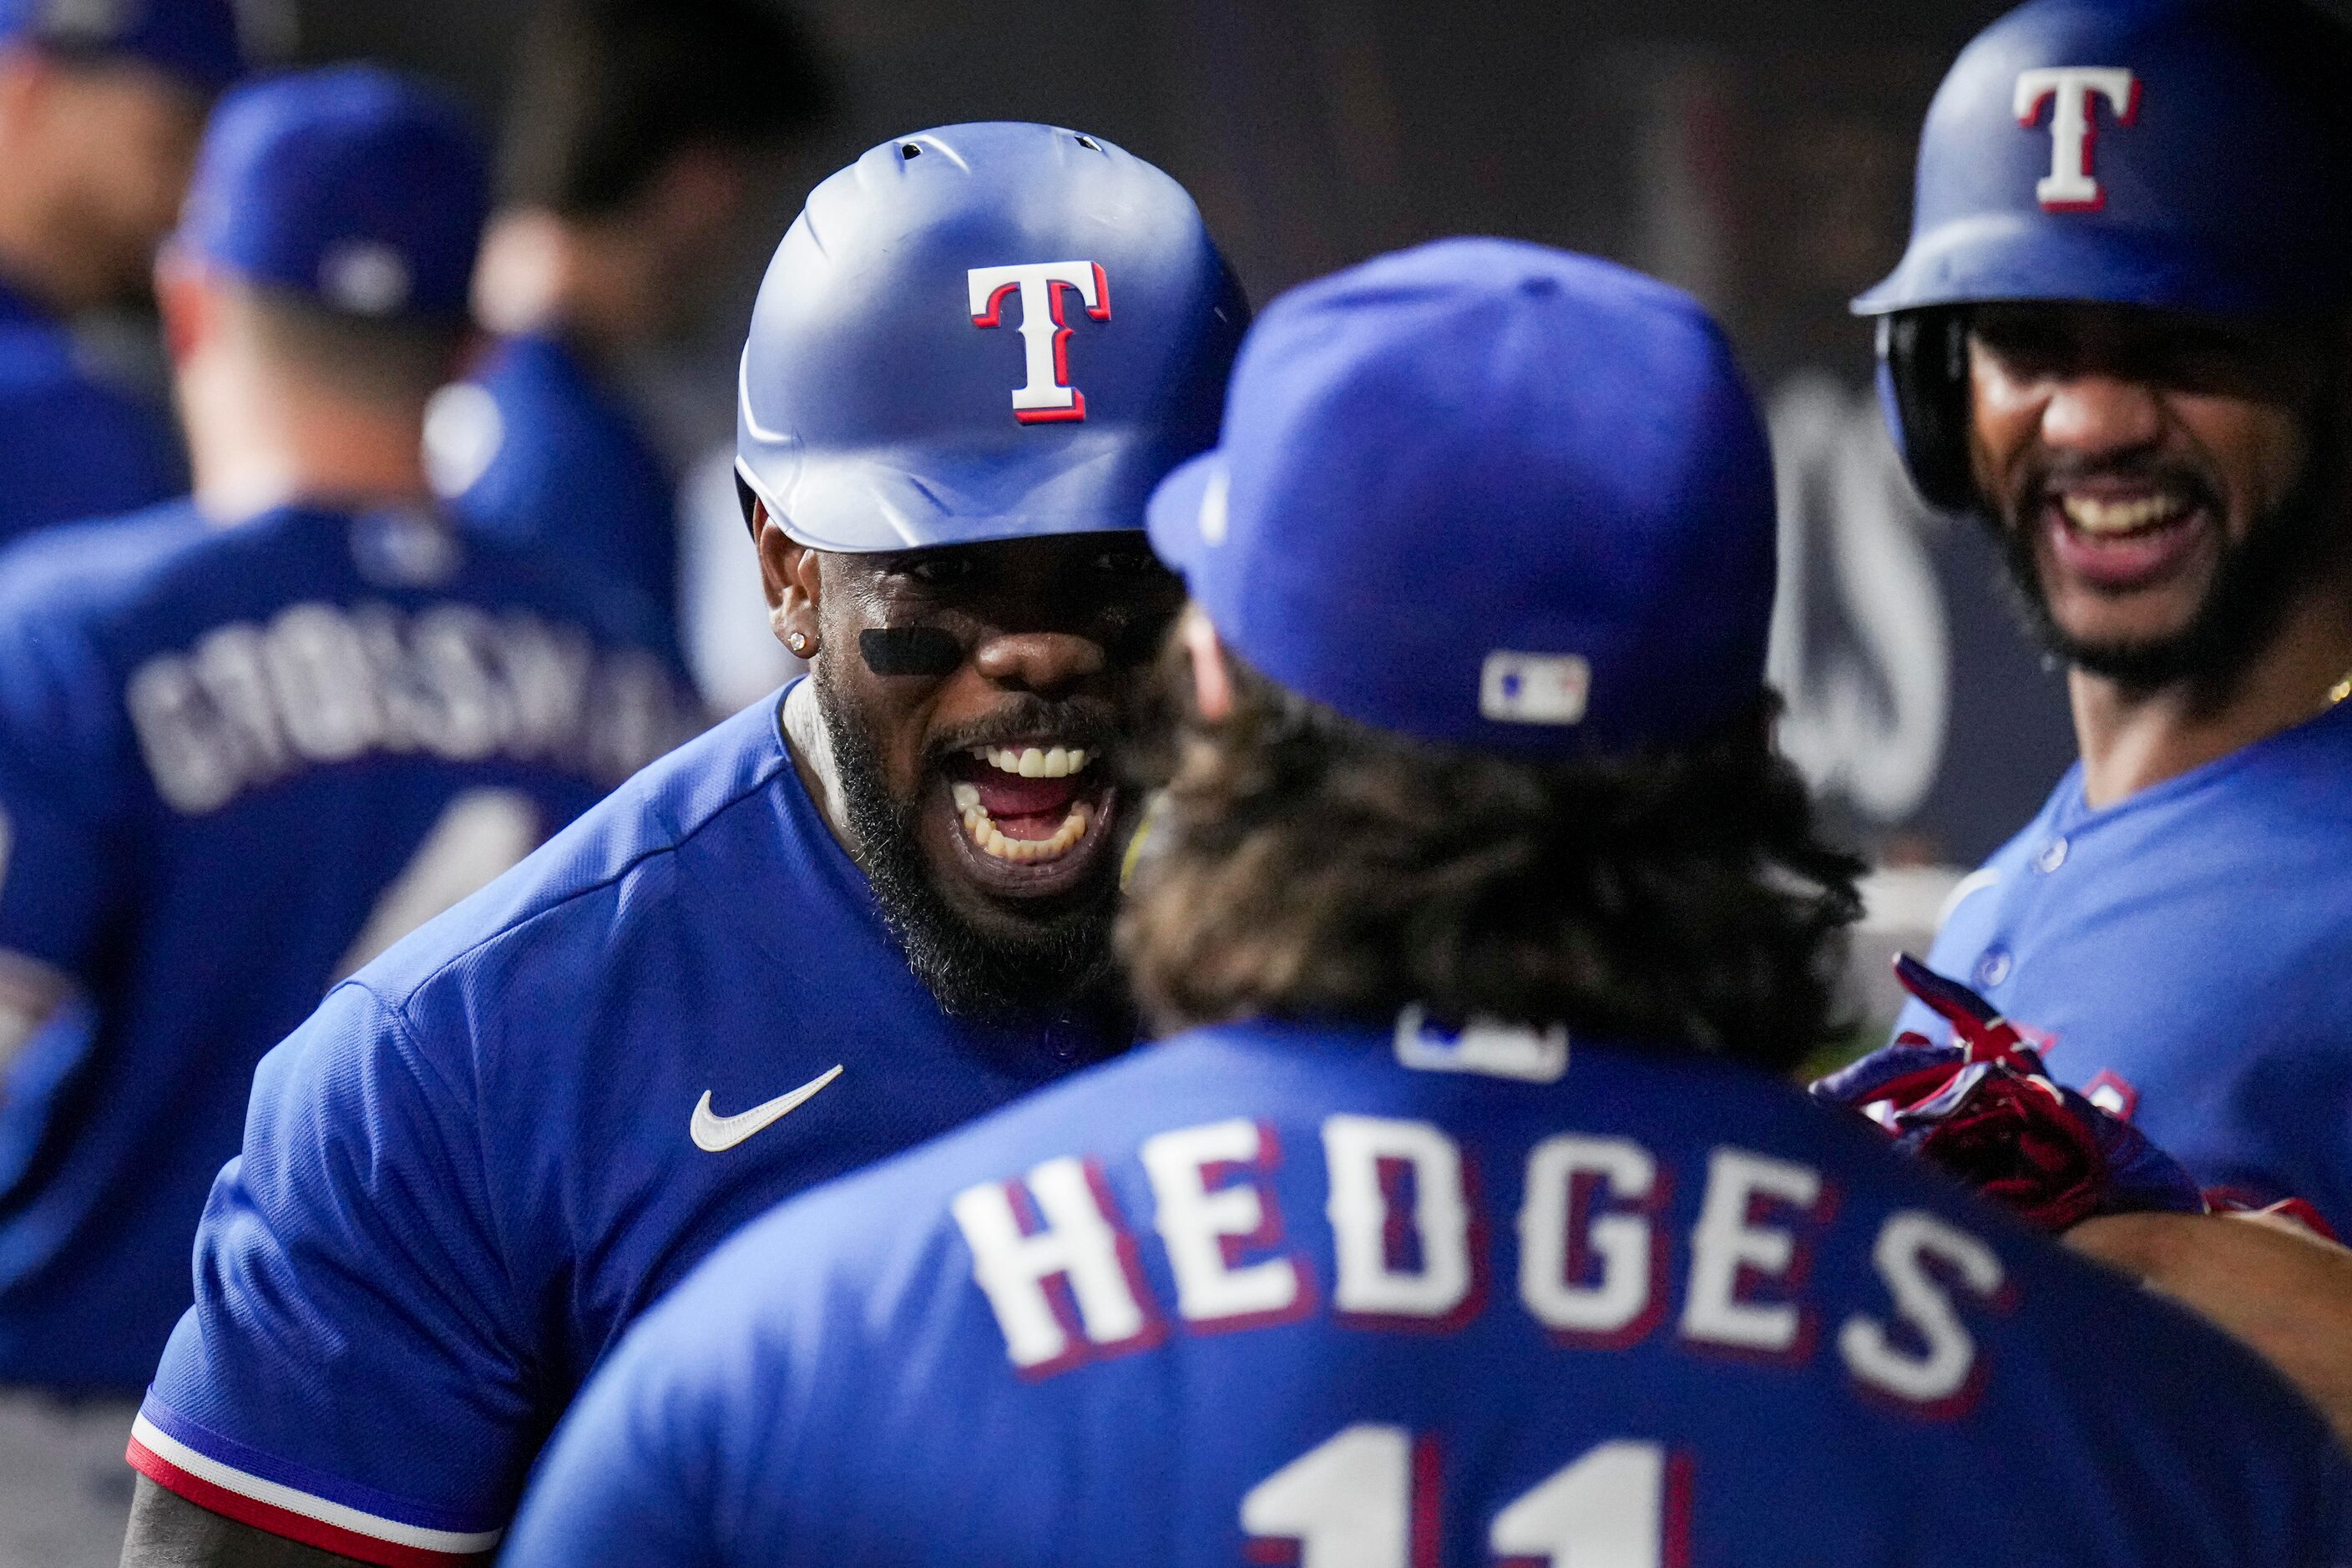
<box><xmin>2033</xmin><ymin>837</ymin><xmax>2068</xmax><ymax>874</ymax></box>
<box><xmin>1973</xmin><ymin>946</ymin><xmax>2012</xmax><ymax>990</ymax></box>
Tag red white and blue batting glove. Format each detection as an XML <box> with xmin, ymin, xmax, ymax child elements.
<box><xmin>1809</xmin><ymin>954</ymin><xmax>2207</xmax><ymax>1232</ymax></box>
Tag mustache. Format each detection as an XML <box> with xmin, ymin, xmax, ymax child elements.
<box><xmin>923</xmin><ymin>694</ymin><xmax>1124</xmax><ymax>766</ymax></box>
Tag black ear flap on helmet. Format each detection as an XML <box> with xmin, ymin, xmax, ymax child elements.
<box><xmin>1877</xmin><ymin>308</ymin><xmax>1979</xmax><ymax>514</ymax></box>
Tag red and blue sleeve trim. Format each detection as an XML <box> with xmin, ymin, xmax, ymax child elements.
<box><xmin>127</xmin><ymin>1397</ymin><xmax>502</xmax><ymax>1567</ymax></box>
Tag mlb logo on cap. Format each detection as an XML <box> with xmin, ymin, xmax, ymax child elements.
<box><xmin>1479</xmin><ymin>651</ymin><xmax>1591</xmax><ymax>727</ymax></box>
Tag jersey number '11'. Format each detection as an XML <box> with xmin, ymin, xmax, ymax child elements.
<box><xmin>1241</xmin><ymin>1424</ymin><xmax>1690</xmax><ymax>1567</ymax></box>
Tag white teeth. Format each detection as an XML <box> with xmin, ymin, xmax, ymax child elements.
<box><xmin>959</xmin><ymin>800</ymin><xmax>1093</xmax><ymax>864</ymax></box>
<box><xmin>952</xmin><ymin>781</ymin><xmax>980</xmax><ymax>811</ymax></box>
<box><xmin>2061</xmin><ymin>493</ymin><xmax>2187</xmax><ymax>535</ymax></box>
<box><xmin>974</xmin><ymin>745</ymin><xmax>1095</xmax><ymax>778</ymax></box>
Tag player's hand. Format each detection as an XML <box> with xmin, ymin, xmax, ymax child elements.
<box><xmin>1809</xmin><ymin>955</ymin><xmax>2206</xmax><ymax>1231</ymax></box>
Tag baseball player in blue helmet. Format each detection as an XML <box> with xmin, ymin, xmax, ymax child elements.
<box><xmin>0</xmin><ymin>0</ymin><xmax>254</xmax><ymax>546</ymax></box>
<box><xmin>1857</xmin><ymin>0</ymin><xmax>2352</xmax><ymax>1438</ymax></box>
<box><xmin>499</xmin><ymin>238</ymin><xmax>2351</xmax><ymax>1568</ymax></box>
<box><xmin>128</xmin><ymin>123</ymin><xmax>1242</xmax><ymax>1567</ymax></box>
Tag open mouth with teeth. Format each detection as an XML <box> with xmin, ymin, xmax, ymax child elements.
<box><xmin>936</xmin><ymin>740</ymin><xmax>1120</xmax><ymax>896</ymax></box>
<box><xmin>2043</xmin><ymin>483</ymin><xmax>2213</xmax><ymax>593</ymax></box>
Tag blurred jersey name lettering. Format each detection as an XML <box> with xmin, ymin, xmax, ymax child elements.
<box><xmin>127</xmin><ymin>602</ymin><xmax>680</xmax><ymax>813</ymax></box>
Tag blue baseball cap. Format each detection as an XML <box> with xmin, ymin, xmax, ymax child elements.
<box><xmin>1146</xmin><ymin>237</ymin><xmax>1778</xmax><ymax>759</ymax></box>
<box><xmin>174</xmin><ymin>65</ymin><xmax>488</xmax><ymax>321</ymax></box>
<box><xmin>0</xmin><ymin>0</ymin><xmax>250</xmax><ymax>95</ymax></box>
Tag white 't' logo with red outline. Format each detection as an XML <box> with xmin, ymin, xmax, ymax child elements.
<box><xmin>968</xmin><ymin>261</ymin><xmax>1111</xmax><ymax>423</ymax></box>
<box><xmin>2015</xmin><ymin>67</ymin><xmax>2139</xmax><ymax>212</ymax></box>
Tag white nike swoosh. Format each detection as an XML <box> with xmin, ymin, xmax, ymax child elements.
<box><xmin>690</xmin><ymin>1065</ymin><xmax>844</xmax><ymax>1153</ymax></box>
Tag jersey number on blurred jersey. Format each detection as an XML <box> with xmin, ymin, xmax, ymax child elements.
<box><xmin>1242</xmin><ymin>1424</ymin><xmax>1689</xmax><ymax>1567</ymax></box>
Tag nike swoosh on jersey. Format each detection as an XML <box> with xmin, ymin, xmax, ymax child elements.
<box><xmin>690</xmin><ymin>1065</ymin><xmax>845</xmax><ymax>1152</ymax></box>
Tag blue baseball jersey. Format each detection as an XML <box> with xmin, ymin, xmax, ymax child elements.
<box><xmin>0</xmin><ymin>279</ymin><xmax>185</xmax><ymax>544</ymax></box>
<box><xmin>134</xmin><ymin>689</ymin><xmax>1124</xmax><ymax>1564</ymax></box>
<box><xmin>0</xmin><ymin>499</ymin><xmax>698</xmax><ymax>1393</ymax></box>
<box><xmin>1897</xmin><ymin>699</ymin><xmax>2352</xmax><ymax>1233</ymax></box>
<box><xmin>502</xmin><ymin>1016</ymin><xmax>2352</xmax><ymax>1568</ymax></box>
<box><xmin>440</xmin><ymin>332</ymin><xmax>679</xmax><ymax>636</ymax></box>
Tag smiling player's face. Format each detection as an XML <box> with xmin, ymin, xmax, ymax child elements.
<box><xmin>1966</xmin><ymin>302</ymin><xmax>2341</xmax><ymax>685</ymax></box>
<box><xmin>764</xmin><ymin>519</ymin><xmax>1183</xmax><ymax>1017</ymax></box>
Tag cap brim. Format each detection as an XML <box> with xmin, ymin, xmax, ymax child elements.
<box><xmin>1143</xmin><ymin>449</ymin><xmax>1225</xmax><ymax>579</ymax></box>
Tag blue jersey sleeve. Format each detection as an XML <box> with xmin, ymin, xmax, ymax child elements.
<box><xmin>139</xmin><ymin>980</ymin><xmax>529</xmax><ymax>1561</ymax></box>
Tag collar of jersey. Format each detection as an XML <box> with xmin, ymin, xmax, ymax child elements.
<box><xmin>2051</xmin><ymin>690</ymin><xmax>2352</xmax><ymax>836</ymax></box>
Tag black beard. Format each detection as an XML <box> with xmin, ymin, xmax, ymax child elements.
<box><xmin>813</xmin><ymin>665</ymin><xmax>1129</xmax><ymax>1029</ymax></box>
<box><xmin>1992</xmin><ymin>417</ymin><xmax>2349</xmax><ymax>695</ymax></box>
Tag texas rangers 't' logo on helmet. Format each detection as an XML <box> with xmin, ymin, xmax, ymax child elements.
<box><xmin>969</xmin><ymin>260</ymin><xmax>1112</xmax><ymax>423</ymax></box>
<box><xmin>2015</xmin><ymin>66</ymin><xmax>2139</xmax><ymax>212</ymax></box>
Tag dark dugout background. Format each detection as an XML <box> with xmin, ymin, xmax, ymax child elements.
<box><xmin>289</xmin><ymin>0</ymin><xmax>2352</xmax><ymax>891</ymax></box>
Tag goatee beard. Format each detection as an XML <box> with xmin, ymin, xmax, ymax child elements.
<box><xmin>1995</xmin><ymin>420</ymin><xmax>2349</xmax><ymax>697</ymax></box>
<box><xmin>813</xmin><ymin>665</ymin><xmax>1129</xmax><ymax>1030</ymax></box>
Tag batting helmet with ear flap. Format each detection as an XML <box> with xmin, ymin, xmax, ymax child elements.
<box><xmin>735</xmin><ymin>121</ymin><xmax>1247</xmax><ymax>553</ymax></box>
<box><xmin>1855</xmin><ymin>0</ymin><xmax>2352</xmax><ymax>511</ymax></box>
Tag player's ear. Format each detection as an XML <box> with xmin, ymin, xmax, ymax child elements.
<box><xmin>758</xmin><ymin>504</ymin><xmax>822</xmax><ymax>660</ymax></box>
<box><xmin>1181</xmin><ymin>604</ymin><xmax>1232</xmax><ymax>722</ymax></box>
<box><xmin>153</xmin><ymin>247</ymin><xmax>212</xmax><ymax>367</ymax></box>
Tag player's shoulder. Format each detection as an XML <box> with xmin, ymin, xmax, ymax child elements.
<box><xmin>479</xmin><ymin>334</ymin><xmax>632</xmax><ymax>439</ymax></box>
<box><xmin>0</xmin><ymin>499</ymin><xmax>207</xmax><ymax>632</ymax></box>
<box><xmin>347</xmin><ymin>692</ymin><xmax>797</xmax><ymax>1017</ymax></box>
<box><xmin>0</xmin><ymin>329</ymin><xmax>178</xmax><ymax>471</ymax></box>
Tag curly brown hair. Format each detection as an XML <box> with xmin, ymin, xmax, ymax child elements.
<box><xmin>1116</xmin><ymin>642</ymin><xmax>1864</xmax><ymax>1075</ymax></box>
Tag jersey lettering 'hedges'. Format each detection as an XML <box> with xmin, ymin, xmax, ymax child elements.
<box><xmin>126</xmin><ymin>600</ymin><xmax>685</xmax><ymax>813</ymax></box>
<box><xmin>954</xmin><ymin>1115</ymin><xmax>2009</xmax><ymax>1414</ymax></box>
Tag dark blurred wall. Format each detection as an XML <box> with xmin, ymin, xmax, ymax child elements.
<box><xmin>289</xmin><ymin>0</ymin><xmax>2352</xmax><ymax>866</ymax></box>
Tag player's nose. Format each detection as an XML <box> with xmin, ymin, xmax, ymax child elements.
<box><xmin>970</xmin><ymin>630</ymin><xmax>1106</xmax><ymax>694</ymax></box>
<box><xmin>2040</xmin><ymin>372</ymin><xmax>2165</xmax><ymax>459</ymax></box>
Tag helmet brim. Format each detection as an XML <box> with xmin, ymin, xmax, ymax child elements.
<box><xmin>742</xmin><ymin>426</ymin><xmax>1191</xmax><ymax>554</ymax></box>
<box><xmin>1854</xmin><ymin>212</ymin><xmax>2329</xmax><ymax>319</ymax></box>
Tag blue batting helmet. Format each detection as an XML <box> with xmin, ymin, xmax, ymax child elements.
<box><xmin>1855</xmin><ymin>0</ymin><xmax>2352</xmax><ymax>508</ymax></box>
<box><xmin>735</xmin><ymin>122</ymin><xmax>1247</xmax><ymax>553</ymax></box>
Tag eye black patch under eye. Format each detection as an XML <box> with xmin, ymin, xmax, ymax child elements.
<box><xmin>859</xmin><ymin>626</ymin><xmax>964</xmax><ymax>677</ymax></box>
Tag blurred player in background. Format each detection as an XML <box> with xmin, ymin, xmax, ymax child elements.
<box><xmin>1859</xmin><ymin>0</ymin><xmax>2352</xmax><ymax>1420</ymax></box>
<box><xmin>0</xmin><ymin>0</ymin><xmax>249</xmax><ymax>544</ymax></box>
<box><xmin>121</xmin><ymin>122</ymin><xmax>1243</xmax><ymax>1566</ymax></box>
<box><xmin>426</xmin><ymin>0</ymin><xmax>831</xmax><ymax>653</ymax></box>
<box><xmin>0</xmin><ymin>67</ymin><xmax>695</xmax><ymax>1568</ymax></box>
<box><xmin>503</xmin><ymin>239</ymin><xmax>2351</xmax><ymax>1568</ymax></box>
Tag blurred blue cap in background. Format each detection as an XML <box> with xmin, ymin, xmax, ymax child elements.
<box><xmin>175</xmin><ymin>64</ymin><xmax>488</xmax><ymax>320</ymax></box>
